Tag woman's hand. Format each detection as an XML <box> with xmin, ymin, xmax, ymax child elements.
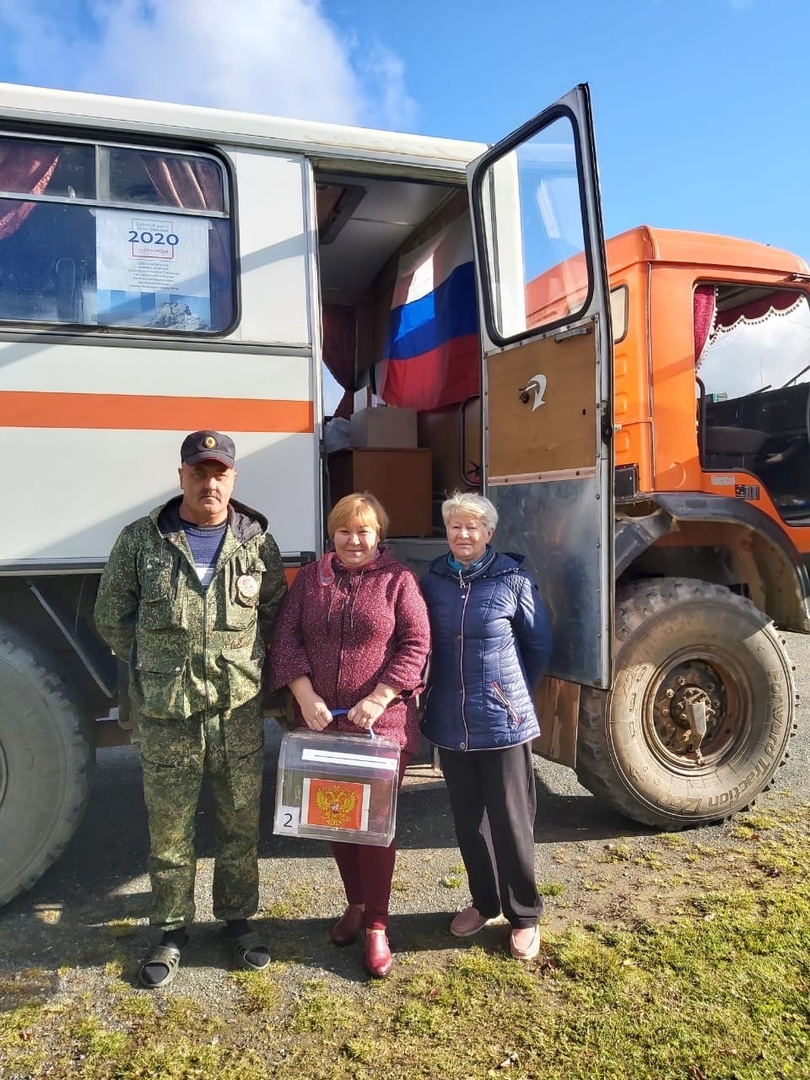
<box><xmin>300</xmin><ymin>699</ymin><xmax>334</xmax><ymax>731</ymax></box>
<box><xmin>289</xmin><ymin>676</ymin><xmax>333</xmax><ymax>732</ymax></box>
<box><xmin>347</xmin><ymin>696</ymin><xmax>386</xmax><ymax>731</ymax></box>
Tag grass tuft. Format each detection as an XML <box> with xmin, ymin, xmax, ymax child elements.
<box><xmin>231</xmin><ymin>968</ymin><xmax>281</xmax><ymax>1013</ymax></box>
<box><xmin>537</xmin><ymin>881</ymin><xmax>565</xmax><ymax>897</ymax></box>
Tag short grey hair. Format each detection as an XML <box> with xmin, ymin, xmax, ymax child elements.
<box><xmin>441</xmin><ymin>491</ymin><xmax>498</xmax><ymax>532</ymax></box>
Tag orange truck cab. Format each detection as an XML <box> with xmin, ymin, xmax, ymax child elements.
<box><xmin>551</xmin><ymin>225</ymin><xmax>807</xmax><ymax>827</ymax></box>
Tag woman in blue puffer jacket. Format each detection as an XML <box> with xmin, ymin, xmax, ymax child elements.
<box><xmin>421</xmin><ymin>492</ymin><xmax>552</xmax><ymax>961</ymax></box>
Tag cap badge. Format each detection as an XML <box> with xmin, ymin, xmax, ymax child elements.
<box><xmin>204</xmin><ymin>436</ymin><xmax>217</xmax><ymax>449</ymax></box>
<box><xmin>237</xmin><ymin>574</ymin><xmax>259</xmax><ymax>599</ymax></box>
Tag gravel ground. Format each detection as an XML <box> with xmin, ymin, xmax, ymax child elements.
<box><xmin>1</xmin><ymin>633</ymin><xmax>809</xmax><ymax>1013</ymax></box>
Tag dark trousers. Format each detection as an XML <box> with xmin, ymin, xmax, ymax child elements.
<box><xmin>439</xmin><ymin>742</ymin><xmax>541</xmax><ymax>928</ymax></box>
<box><xmin>331</xmin><ymin>752</ymin><xmax>410</xmax><ymax>931</ymax></box>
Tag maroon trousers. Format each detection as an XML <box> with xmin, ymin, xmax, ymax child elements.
<box><xmin>330</xmin><ymin>753</ymin><xmax>410</xmax><ymax>930</ymax></box>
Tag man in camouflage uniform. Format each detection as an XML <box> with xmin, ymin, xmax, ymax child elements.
<box><xmin>95</xmin><ymin>430</ymin><xmax>286</xmax><ymax>988</ymax></box>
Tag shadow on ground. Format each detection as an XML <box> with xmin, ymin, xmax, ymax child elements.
<box><xmin>2</xmin><ymin>730</ymin><xmax>648</xmax><ymax>918</ymax></box>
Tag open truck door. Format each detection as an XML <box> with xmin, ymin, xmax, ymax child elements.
<box><xmin>467</xmin><ymin>84</ymin><xmax>613</xmax><ymax>690</ymax></box>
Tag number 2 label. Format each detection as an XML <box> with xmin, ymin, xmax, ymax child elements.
<box><xmin>275</xmin><ymin>805</ymin><xmax>300</xmax><ymax>833</ymax></box>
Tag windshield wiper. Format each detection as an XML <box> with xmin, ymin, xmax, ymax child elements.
<box><xmin>782</xmin><ymin>363</ymin><xmax>810</xmax><ymax>388</ymax></box>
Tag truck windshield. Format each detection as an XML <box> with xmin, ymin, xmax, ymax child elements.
<box><xmin>696</xmin><ymin>283</ymin><xmax>810</xmax><ymax>400</ymax></box>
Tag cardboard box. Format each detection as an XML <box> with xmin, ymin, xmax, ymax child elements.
<box><xmin>350</xmin><ymin>406</ymin><xmax>417</xmax><ymax>448</ymax></box>
<box><xmin>328</xmin><ymin>448</ymin><xmax>433</xmax><ymax>537</ymax></box>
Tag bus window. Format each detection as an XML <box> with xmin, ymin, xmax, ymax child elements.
<box><xmin>0</xmin><ymin>135</ymin><xmax>234</xmax><ymax>332</ymax></box>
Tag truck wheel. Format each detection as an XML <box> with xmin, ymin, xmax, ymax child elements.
<box><xmin>0</xmin><ymin>623</ymin><xmax>93</xmax><ymax>906</ymax></box>
<box><xmin>575</xmin><ymin>578</ymin><xmax>796</xmax><ymax>830</ymax></box>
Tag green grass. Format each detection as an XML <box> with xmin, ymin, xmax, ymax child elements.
<box><xmin>260</xmin><ymin>883</ymin><xmax>319</xmax><ymax>920</ymax></box>
<box><xmin>230</xmin><ymin>968</ymin><xmax>282</xmax><ymax>1013</ymax></box>
<box><xmin>537</xmin><ymin>881</ymin><xmax>565</xmax><ymax>897</ymax></box>
<box><xmin>3</xmin><ymin>806</ymin><xmax>810</xmax><ymax>1079</ymax></box>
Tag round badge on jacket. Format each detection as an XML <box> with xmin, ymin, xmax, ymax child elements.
<box><xmin>237</xmin><ymin>574</ymin><xmax>259</xmax><ymax>599</ymax></box>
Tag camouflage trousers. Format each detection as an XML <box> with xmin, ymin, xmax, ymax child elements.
<box><xmin>138</xmin><ymin>698</ymin><xmax>264</xmax><ymax>931</ymax></box>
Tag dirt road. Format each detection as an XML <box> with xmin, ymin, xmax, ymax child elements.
<box><xmin>1</xmin><ymin>632</ymin><xmax>808</xmax><ymax>1005</ymax></box>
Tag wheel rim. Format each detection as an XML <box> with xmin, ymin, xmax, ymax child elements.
<box><xmin>643</xmin><ymin>646</ymin><xmax>751</xmax><ymax>772</ymax></box>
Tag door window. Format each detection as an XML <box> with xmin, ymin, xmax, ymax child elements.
<box><xmin>473</xmin><ymin>114</ymin><xmax>591</xmax><ymax>343</ymax></box>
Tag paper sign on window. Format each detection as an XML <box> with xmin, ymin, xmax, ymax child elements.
<box><xmin>95</xmin><ymin>209</ymin><xmax>211</xmax><ymax>329</ymax></box>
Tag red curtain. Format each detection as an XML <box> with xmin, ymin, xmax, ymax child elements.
<box><xmin>323</xmin><ymin>304</ymin><xmax>356</xmax><ymax>418</ymax></box>
<box><xmin>142</xmin><ymin>156</ymin><xmax>224</xmax><ymax>212</ymax></box>
<box><xmin>693</xmin><ymin>284</ymin><xmax>716</xmax><ymax>362</ymax></box>
<box><xmin>715</xmin><ymin>289</ymin><xmax>799</xmax><ymax>328</ymax></box>
<box><xmin>0</xmin><ymin>142</ymin><xmax>60</xmax><ymax>240</ymax></box>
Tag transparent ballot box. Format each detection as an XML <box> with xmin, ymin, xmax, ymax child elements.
<box><xmin>273</xmin><ymin>730</ymin><xmax>401</xmax><ymax>847</ymax></box>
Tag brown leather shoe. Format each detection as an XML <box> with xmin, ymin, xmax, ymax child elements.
<box><xmin>364</xmin><ymin>929</ymin><xmax>392</xmax><ymax>978</ymax></box>
<box><xmin>331</xmin><ymin>904</ymin><xmax>365</xmax><ymax>946</ymax></box>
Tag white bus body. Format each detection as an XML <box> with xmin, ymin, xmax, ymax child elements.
<box><xmin>0</xmin><ymin>81</ymin><xmax>612</xmax><ymax>905</ymax></box>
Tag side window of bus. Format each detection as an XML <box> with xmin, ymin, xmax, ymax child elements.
<box><xmin>0</xmin><ymin>136</ymin><xmax>234</xmax><ymax>333</ymax></box>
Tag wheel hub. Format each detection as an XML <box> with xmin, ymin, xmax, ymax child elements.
<box><xmin>650</xmin><ymin>657</ymin><xmax>738</xmax><ymax>765</ymax></box>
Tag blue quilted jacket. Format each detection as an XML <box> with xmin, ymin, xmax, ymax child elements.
<box><xmin>420</xmin><ymin>548</ymin><xmax>553</xmax><ymax>751</ymax></box>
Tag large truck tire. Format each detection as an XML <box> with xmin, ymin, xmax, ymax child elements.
<box><xmin>0</xmin><ymin>623</ymin><xmax>93</xmax><ymax>906</ymax></box>
<box><xmin>575</xmin><ymin>578</ymin><xmax>796</xmax><ymax>830</ymax></box>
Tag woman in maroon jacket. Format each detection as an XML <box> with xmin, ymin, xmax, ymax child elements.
<box><xmin>268</xmin><ymin>492</ymin><xmax>430</xmax><ymax>977</ymax></box>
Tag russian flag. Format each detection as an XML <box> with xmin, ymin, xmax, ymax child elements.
<box><xmin>377</xmin><ymin>216</ymin><xmax>480</xmax><ymax>410</ymax></box>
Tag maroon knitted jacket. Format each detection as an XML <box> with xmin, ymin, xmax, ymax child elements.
<box><xmin>267</xmin><ymin>548</ymin><xmax>430</xmax><ymax>754</ymax></box>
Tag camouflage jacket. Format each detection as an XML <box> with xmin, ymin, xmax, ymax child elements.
<box><xmin>94</xmin><ymin>496</ymin><xmax>287</xmax><ymax>720</ymax></box>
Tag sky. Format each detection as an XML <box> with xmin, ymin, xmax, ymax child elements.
<box><xmin>0</xmin><ymin>0</ymin><xmax>808</xmax><ymax>260</ymax></box>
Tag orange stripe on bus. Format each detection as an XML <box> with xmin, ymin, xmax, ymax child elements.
<box><xmin>0</xmin><ymin>391</ymin><xmax>314</xmax><ymax>433</ymax></box>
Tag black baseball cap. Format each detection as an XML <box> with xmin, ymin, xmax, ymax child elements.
<box><xmin>180</xmin><ymin>430</ymin><xmax>236</xmax><ymax>469</ymax></box>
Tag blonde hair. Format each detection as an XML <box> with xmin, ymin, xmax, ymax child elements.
<box><xmin>441</xmin><ymin>491</ymin><xmax>498</xmax><ymax>532</ymax></box>
<box><xmin>327</xmin><ymin>492</ymin><xmax>389</xmax><ymax>541</ymax></box>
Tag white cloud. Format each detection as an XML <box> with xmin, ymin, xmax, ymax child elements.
<box><xmin>0</xmin><ymin>0</ymin><xmax>418</xmax><ymax>130</ymax></box>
